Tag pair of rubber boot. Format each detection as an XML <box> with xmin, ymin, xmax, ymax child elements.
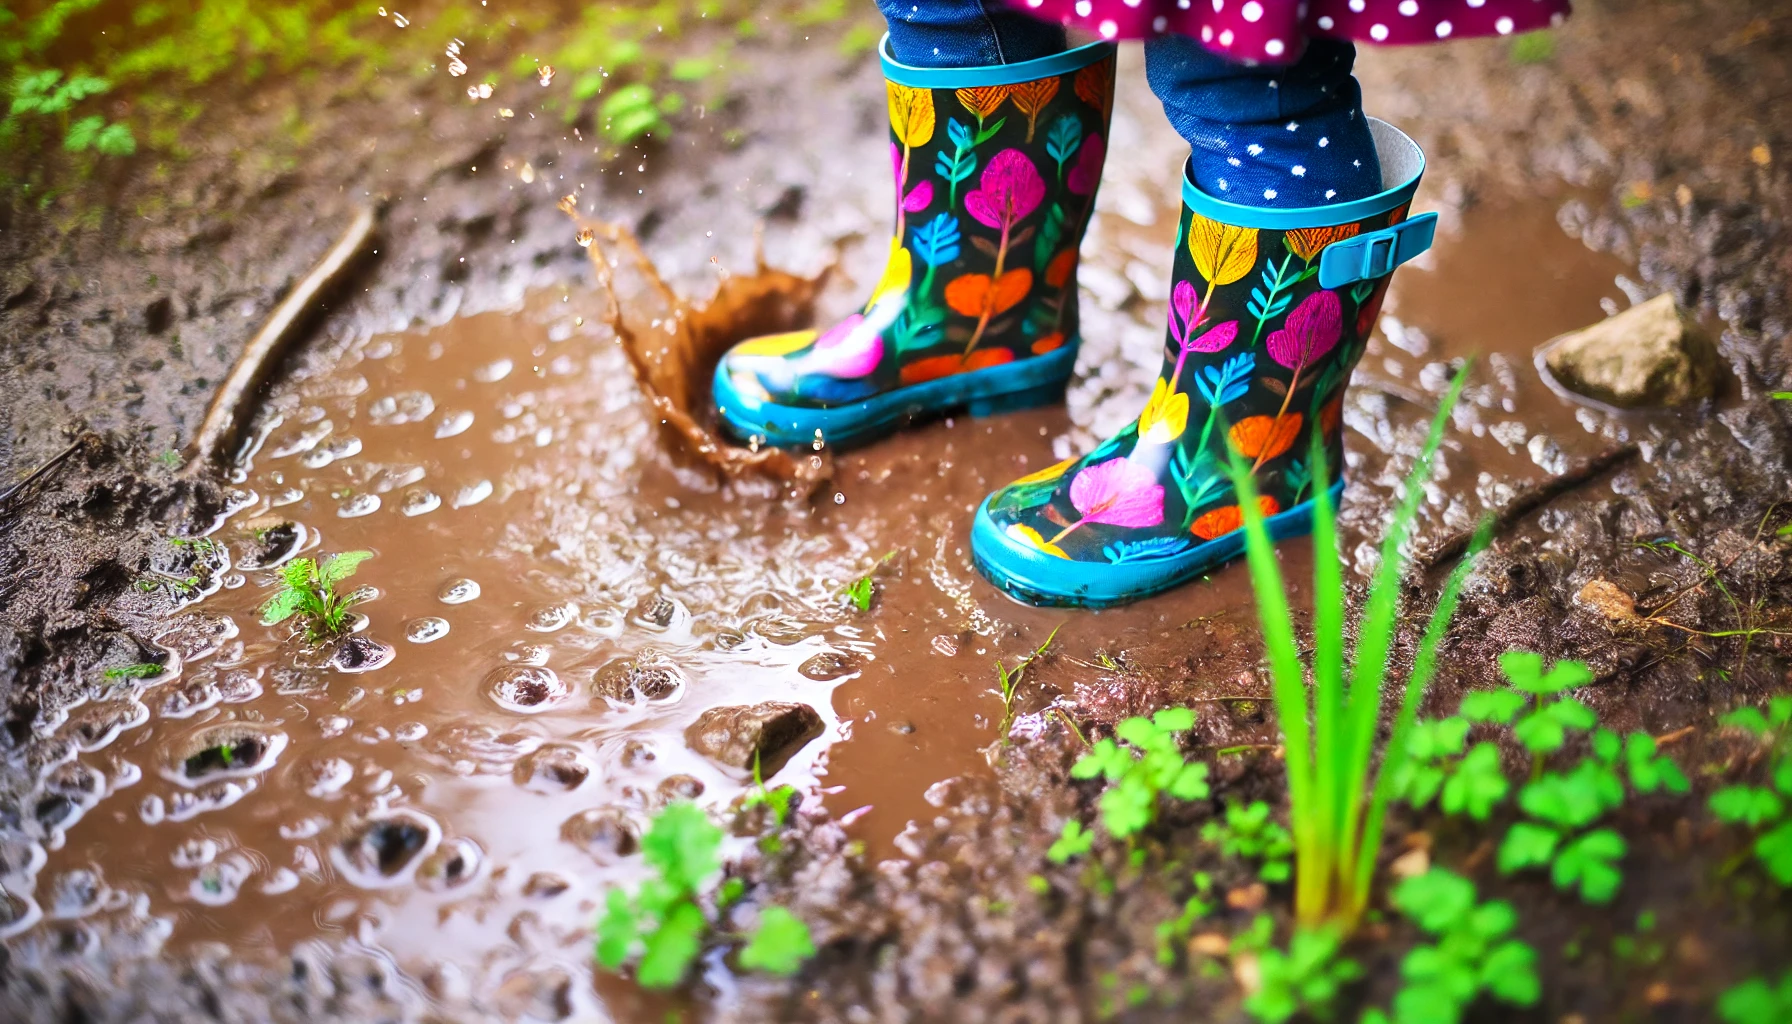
<box><xmin>713</xmin><ymin>38</ymin><xmax>1438</xmax><ymax>608</ymax></box>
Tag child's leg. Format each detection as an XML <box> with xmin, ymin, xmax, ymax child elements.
<box><xmin>1144</xmin><ymin>36</ymin><xmax>1381</xmax><ymax>208</ymax></box>
<box><xmin>874</xmin><ymin>0</ymin><xmax>1067</xmax><ymax>68</ymax></box>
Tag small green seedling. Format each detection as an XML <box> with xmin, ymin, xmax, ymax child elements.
<box><xmin>594</xmin><ymin>801</ymin><xmax>815</xmax><ymax>988</ymax></box>
<box><xmin>741</xmin><ymin>750</ymin><xmax>798</xmax><ymax>841</ymax></box>
<box><xmin>1243</xmin><ymin>926</ymin><xmax>1361</xmax><ymax>1024</ymax></box>
<box><xmin>1046</xmin><ymin>819</ymin><xmax>1094</xmax><ymax>864</ymax></box>
<box><xmin>260</xmin><ymin>552</ymin><xmax>372</xmax><ymax>638</ymax></box>
<box><xmin>1154</xmin><ymin>871</ymin><xmax>1214</xmax><ymax>965</ymax></box>
<box><xmin>1709</xmin><ymin>697</ymin><xmax>1792</xmax><ymax>885</ymax></box>
<box><xmin>1718</xmin><ymin>971</ymin><xmax>1792</xmax><ymax>1024</ymax></box>
<box><xmin>994</xmin><ymin>624</ymin><xmax>1062</xmax><ymax>737</ymax></box>
<box><xmin>839</xmin><ymin>550</ymin><xmax>896</xmax><ymax>611</ymax></box>
<box><xmin>1477</xmin><ymin>651</ymin><xmax>1596</xmax><ymax>779</ymax></box>
<box><xmin>1067</xmin><ymin>707</ymin><xmax>1210</xmax><ymax>840</ymax></box>
<box><xmin>1393</xmin><ymin>715</ymin><xmax>1509</xmax><ymax>821</ymax></box>
<box><xmin>216</xmin><ymin>741</ymin><xmax>236</xmax><ymax>768</ymax></box>
<box><xmin>1361</xmin><ymin>868</ymin><xmax>1540</xmax><ymax>1024</ymax></box>
<box><xmin>1202</xmin><ymin>801</ymin><xmax>1294</xmax><ymax>883</ymax></box>
<box><xmin>103</xmin><ymin>662</ymin><xmax>163</xmax><ymax>682</ymax></box>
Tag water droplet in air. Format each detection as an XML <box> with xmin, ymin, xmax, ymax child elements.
<box><xmin>834</xmin><ymin>492</ymin><xmax>845</xmax><ymax>505</ymax></box>
<box><xmin>559</xmin><ymin>194</ymin><xmax>578</xmax><ymax>214</ymax></box>
<box><xmin>392</xmin><ymin>11</ymin><xmax>409</xmax><ymax>27</ymax></box>
<box><xmin>406</xmin><ymin>617</ymin><xmax>451</xmax><ymax>643</ymax></box>
<box><xmin>437</xmin><ymin>579</ymin><xmax>481</xmax><ymax>604</ymax></box>
<box><xmin>538</xmin><ymin>65</ymin><xmax>556</xmax><ymax>87</ymax></box>
<box><xmin>812</xmin><ymin>428</ymin><xmax>825</xmax><ymax>451</ymax></box>
<box><xmin>519</xmin><ymin>162</ymin><xmax>535</xmax><ymax>184</ymax></box>
<box><xmin>576</xmin><ymin>228</ymin><xmax>595</xmax><ymax>248</ymax></box>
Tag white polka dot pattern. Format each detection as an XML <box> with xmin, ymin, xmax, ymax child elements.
<box><xmin>1005</xmin><ymin>0</ymin><xmax>1571</xmax><ymax>63</ymax></box>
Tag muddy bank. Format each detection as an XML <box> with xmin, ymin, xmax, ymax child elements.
<box><xmin>3</xmin><ymin>0</ymin><xmax>1792</xmax><ymax>1020</ymax></box>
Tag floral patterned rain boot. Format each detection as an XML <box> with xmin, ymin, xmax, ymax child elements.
<box><xmin>713</xmin><ymin>36</ymin><xmax>1117</xmax><ymax>449</ymax></box>
<box><xmin>972</xmin><ymin>119</ymin><xmax>1439</xmax><ymax>607</ymax></box>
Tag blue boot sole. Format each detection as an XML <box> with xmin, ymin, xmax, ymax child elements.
<box><xmin>971</xmin><ymin>480</ymin><xmax>1346</xmax><ymax>608</ymax></box>
<box><xmin>713</xmin><ymin>342</ymin><xmax>1078</xmax><ymax>450</ymax></box>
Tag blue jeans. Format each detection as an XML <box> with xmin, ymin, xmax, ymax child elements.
<box><xmin>875</xmin><ymin>0</ymin><xmax>1381</xmax><ymax>209</ymax></box>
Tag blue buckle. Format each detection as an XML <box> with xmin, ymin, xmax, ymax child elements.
<box><xmin>1316</xmin><ymin>212</ymin><xmax>1439</xmax><ymax>289</ymax></box>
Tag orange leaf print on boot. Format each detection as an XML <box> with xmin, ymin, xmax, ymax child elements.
<box><xmin>1191</xmin><ymin>496</ymin><xmax>1282</xmax><ymax>541</ymax></box>
<box><xmin>900</xmin><ymin>348</ymin><xmax>1014</xmax><ymax>386</ymax></box>
<box><xmin>1009</xmin><ymin>77</ymin><xmax>1060</xmax><ymax>142</ymax></box>
<box><xmin>955</xmin><ymin>85</ymin><xmax>1011</xmax><ymax>129</ymax></box>
<box><xmin>1228</xmin><ymin>413</ymin><xmax>1303</xmax><ymax>462</ymax></box>
<box><xmin>1044</xmin><ymin>248</ymin><xmax>1078</xmax><ymax>289</ymax></box>
<box><xmin>944</xmin><ymin>269</ymin><xmax>1033</xmax><ymax>318</ymax></box>
<box><xmin>1284</xmin><ymin>223</ymin><xmax>1360</xmax><ymax>263</ymax></box>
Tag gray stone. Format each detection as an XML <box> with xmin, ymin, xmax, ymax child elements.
<box><xmin>1543</xmin><ymin>293</ymin><xmax>1715</xmax><ymax>407</ymax></box>
<box><xmin>685</xmin><ymin>701</ymin><xmax>824</xmax><ymax>777</ymax></box>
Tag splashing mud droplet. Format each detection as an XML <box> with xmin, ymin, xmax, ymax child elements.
<box><xmin>337</xmin><ymin>493</ymin><xmax>380</xmax><ymax>518</ymax></box>
<box><xmin>391</xmin><ymin>11</ymin><xmax>408</xmax><ymax>27</ymax></box>
<box><xmin>400</xmin><ymin>489</ymin><xmax>441</xmax><ymax>516</ymax></box>
<box><xmin>538</xmin><ymin>65</ymin><xmax>555</xmax><ymax>87</ymax></box>
<box><xmin>405</xmin><ymin>617</ymin><xmax>451</xmax><ymax>643</ymax></box>
<box><xmin>452</xmin><ymin>480</ymin><xmax>492</xmax><ymax>507</ymax></box>
<box><xmin>559</xmin><ymin>194</ymin><xmax>578</xmax><ymax>214</ymax></box>
<box><xmin>437</xmin><ymin>578</ymin><xmax>481</xmax><ymax>604</ymax></box>
<box><xmin>485</xmin><ymin>666</ymin><xmax>570</xmax><ymax>713</ymax></box>
<box><xmin>576</xmin><ymin>228</ymin><xmax>595</xmax><ymax>249</ymax></box>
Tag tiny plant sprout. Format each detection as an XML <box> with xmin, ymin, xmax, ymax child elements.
<box><xmin>260</xmin><ymin>551</ymin><xmax>373</xmax><ymax>639</ymax></box>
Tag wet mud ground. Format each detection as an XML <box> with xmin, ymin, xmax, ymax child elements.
<box><xmin>3</xmin><ymin>0</ymin><xmax>1792</xmax><ymax>1020</ymax></box>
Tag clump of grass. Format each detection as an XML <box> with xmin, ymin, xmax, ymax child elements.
<box><xmin>103</xmin><ymin>662</ymin><xmax>163</xmax><ymax>681</ymax></box>
<box><xmin>1202</xmin><ymin>800</ymin><xmax>1294</xmax><ymax>883</ymax></box>
<box><xmin>594</xmin><ymin>801</ymin><xmax>813</xmax><ymax>987</ymax></box>
<box><xmin>839</xmin><ymin>550</ymin><xmax>895</xmax><ymax>611</ymax></box>
<box><xmin>1243</xmin><ymin>926</ymin><xmax>1361</xmax><ymax>1024</ymax></box>
<box><xmin>1055</xmin><ymin>707</ymin><xmax>1210</xmax><ymax>850</ymax></box>
<box><xmin>994</xmin><ymin>623</ymin><xmax>1061</xmax><ymax>737</ymax></box>
<box><xmin>1227</xmin><ymin>362</ymin><xmax>1490</xmax><ymax>929</ymax></box>
<box><xmin>259</xmin><ymin>551</ymin><xmax>372</xmax><ymax>638</ymax></box>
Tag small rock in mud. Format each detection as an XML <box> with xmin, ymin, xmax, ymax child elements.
<box><xmin>47</xmin><ymin>868</ymin><xmax>107</xmax><ymax>919</ymax></box>
<box><xmin>67</xmin><ymin>700</ymin><xmax>149</xmax><ymax>751</ymax></box>
<box><xmin>154</xmin><ymin>613</ymin><xmax>238</xmax><ymax>662</ymax></box>
<box><xmin>495</xmin><ymin>967</ymin><xmax>572</xmax><ymax>1022</ymax></box>
<box><xmin>157</xmin><ymin>678</ymin><xmax>223</xmax><ymax>718</ymax></box>
<box><xmin>631</xmin><ymin>593</ymin><xmax>684</xmax><ymax>630</ymax></box>
<box><xmin>235</xmin><ymin>518</ymin><xmax>304</xmax><ymax>569</ymax></box>
<box><xmin>335</xmin><ymin>811</ymin><xmax>439</xmax><ymax>884</ymax></box>
<box><xmin>416</xmin><ymin>837</ymin><xmax>483</xmax><ymax>891</ymax></box>
<box><xmin>512</xmin><ymin>744</ymin><xmax>592</xmax><ymax>793</ymax></box>
<box><xmin>619</xmin><ymin>739</ymin><xmax>656</xmax><ymax>767</ymax></box>
<box><xmin>331</xmin><ymin>635</ymin><xmax>395</xmax><ymax>673</ymax></box>
<box><xmin>0</xmin><ymin>892</ymin><xmax>41</xmax><ymax>937</ymax></box>
<box><xmin>656</xmin><ymin>774</ymin><xmax>706</xmax><ymax>803</ymax></box>
<box><xmin>559</xmin><ymin>808</ymin><xmax>639</xmax><ymax>862</ymax></box>
<box><xmin>685</xmin><ymin>701</ymin><xmax>824</xmax><ymax>777</ymax></box>
<box><xmin>1575</xmin><ymin>579</ymin><xmax>1639</xmax><ymax>621</ymax></box>
<box><xmin>798</xmin><ymin>651</ymin><xmax>861</xmax><ymax>681</ymax></box>
<box><xmin>522</xmin><ymin>872</ymin><xmax>570</xmax><ymax>898</ymax></box>
<box><xmin>1227</xmin><ymin>883</ymin><xmax>1268</xmax><ymax>911</ymax></box>
<box><xmin>1543</xmin><ymin>293</ymin><xmax>1715</xmax><ymax>407</ymax></box>
<box><xmin>591</xmin><ymin>649</ymin><xmax>684</xmax><ymax>704</ymax></box>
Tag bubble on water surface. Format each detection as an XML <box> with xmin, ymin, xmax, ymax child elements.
<box><xmin>524</xmin><ymin>601</ymin><xmax>578</xmax><ymax>633</ymax></box>
<box><xmin>191</xmin><ymin>854</ymin><xmax>254</xmax><ymax>906</ymax></box>
<box><xmin>405</xmin><ymin>617</ymin><xmax>451</xmax><ymax>643</ymax></box>
<box><xmin>437</xmin><ymin>578</ymin><xmax>481</xmax><ymax>604</ymax></box>
<box><xmin>434</xmin><ymin>410</ymin><xmax>474</xmax><ymax>438</ymax></box>
<box><xmin>513</xmin><ymin>745</ymin><xmax>592</xmax><ymax>793</ymax></box>
<box><xmin>337</xmin><ymin>493</ymin><xmax>381</xmax><ymax>518</ymax></box>
<box><xmin>332</xmin><ymin>635</ymin><xmax>395</xmax><ymax>673</ymax></box>
<box><xmin>502</xmin><ymin>642</ymin><xmax>550</xmax><ymax>665</ymax></box>
<box><xmin>473</xmin><ymin>358</ymin><xmax>513</xmax><ymax>383</ymax></box>
<box><xmin>299</xmin><ymin>758</ymin><xmax>354</xmax><ymax>797</ymax></box>
<box><xmin>401</xmin><ymin>489</ymin><xmax>442</xmax><ymax>516</ymax></box>
<box><xmin>171</xmin><ymin>838</ymin><xmax>219</xmax><ymax>869</ymax></box>
<box><xmin>485</xmin><ymin>666</ymin><xmax>570</xmax><ymax>713</ymax></box>
<box><xmin>261</xmin><ymin>868</ymin><xmax>301</xmax><ymax>895</ymax></box>
<box><xmin>0</xmin><ymin>892</ymin><xmax>42</xmax><ymax>939</ymax></box>
<box><xmin>47</xmin><ymin>868</ymin><xmax>108</xmax><ymax>919</ymax></box>
<box><xmin>395</xmin><ymin>722</ymin><xmax>428</xmax><ymax>742</ymax></box>
<box><xmin>416</xmin><ymin>837</ymin><xmax>483</xmax><ymax>892</ymax></box>
<box><xmin>559</xmin><ymin>808</ymin><xmax>639</xmax><ymax>863</ymax></box>
<box><xmin>453</xmin><ymin>480</ymin><xmax>493</xmax><ymax>508</ymax></box>
<box><xmin>268</xmin><ymin>420</ymin><xmax>333</xmax><ymax>459</ymax></box>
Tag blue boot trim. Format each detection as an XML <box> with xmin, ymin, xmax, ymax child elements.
<box><xmin>971</xmin><ymin>480</ymin><xmax>1346</xmax><ymax>608</ymax></box>
<box><xmin>714</xmin><ymin>341</ymin><xmax>1078</xmax><ymax>450</ymax></box>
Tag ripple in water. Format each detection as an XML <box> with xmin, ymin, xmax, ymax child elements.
<box><xmin>405</xmin><ymin>617</ymin><xmax>451</xmax><ymax>643</ymax></box>
<box><xmin>438</xmin><ymin>578</ymin><xmax>481</xmax><ymax>605</ymax></box>
<box><xmin>434</xmin><ymin>410</ymin><xmax>475</xmax><ymax>438</ymax></box>
<box><xmin>453</xmin><ymin>480</ymin><xmax>493</xmax><ymax>508</ymax></box>
<box><xmin>367</xmin><ymin>390</ymin><xmax>435</xmax><ymax>425</ymax></box>
<box><xmin>485</xmin><ymin>666</ymin><xmax>570</xmax><ymax>713</ymax></box>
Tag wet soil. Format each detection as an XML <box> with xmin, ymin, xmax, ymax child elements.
<box><xmin>4</xmin><ymin>0</ymin><xmax>1792</xmax><ymax>1020</ymax></box>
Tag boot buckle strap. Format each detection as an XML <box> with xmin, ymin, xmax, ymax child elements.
<box><xmin>1316</xmin><ymin>212</ymin><xmax>1439</xmax><ymax>289</ymax></box>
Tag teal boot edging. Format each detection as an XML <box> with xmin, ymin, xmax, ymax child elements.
<box><xmin>972</xmin><ymin>119</ymin><xmax>1437</xmax><ymax>608</ymax></box>
<box><xmin>713</xmin><ymin>35</ymin><xmax>1118</xmax><ymax>450</ymax></box>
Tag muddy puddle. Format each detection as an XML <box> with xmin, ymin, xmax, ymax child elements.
<box><xmin>11</xmin><ymin>191</ymin><xmax>1637</xmax><ymax>1017</ymax></box>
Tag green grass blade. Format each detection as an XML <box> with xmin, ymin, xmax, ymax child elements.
<box><xmin>1351</xmin><ymin>517</ymin><xmax>1493</xmax><ymax>913</ymax></box>
<box><xmin>1308</xmin><ymin>433</ymin><xmax>1347</xmax><ymax>901</ymax></box>
<box><xmin>1226</xmin><ymin>443</ymin><xmax>1321</xmax><ymax>919</ymax></box>
<box><xmin>1337</xmin><ymin>362</ymin><xmax>1473</xmax><ymax>872</ymax></box>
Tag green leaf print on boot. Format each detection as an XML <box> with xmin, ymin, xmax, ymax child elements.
<box><xmin>713</xmin><ymin>36</ymin><xmax>1117</xmax><ymax>450</ymax></box>
<box><xmin>972</xmin><ymin>120</ymin><xmax>1440</xmax><ymax>608</ymax></box>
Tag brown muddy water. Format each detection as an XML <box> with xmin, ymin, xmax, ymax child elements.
<box><xmin>10</xmin><ymin>194</ymin><xmax>1633</xmax><ymax>1018</ymax></box>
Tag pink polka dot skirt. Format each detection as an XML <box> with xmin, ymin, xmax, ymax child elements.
<box><xmin>1007</xmin><ymin>0</ymin><xmax>1571</xmax><ymax>64</ymax></box>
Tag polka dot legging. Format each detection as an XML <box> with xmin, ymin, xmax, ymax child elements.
<box><xmin>875</xmin><ymin>0</ymin><xmax>1383</xmax><ymax>210</ymax></box>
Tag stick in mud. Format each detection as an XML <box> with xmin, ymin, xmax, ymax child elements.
<box><xmin>182</xmin><ymin>205</ymin><xmax>380</xmax><ymax>475</ymax></box>
<box><xmin>0</xmin><ymin>433</ymin><xmax>93</xmax><ymax>510</ymax></box>
<box><xmin>1419</xmin><ymin>442</ymin><xmax>1641</xmax><ymax>572</ymax></box>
